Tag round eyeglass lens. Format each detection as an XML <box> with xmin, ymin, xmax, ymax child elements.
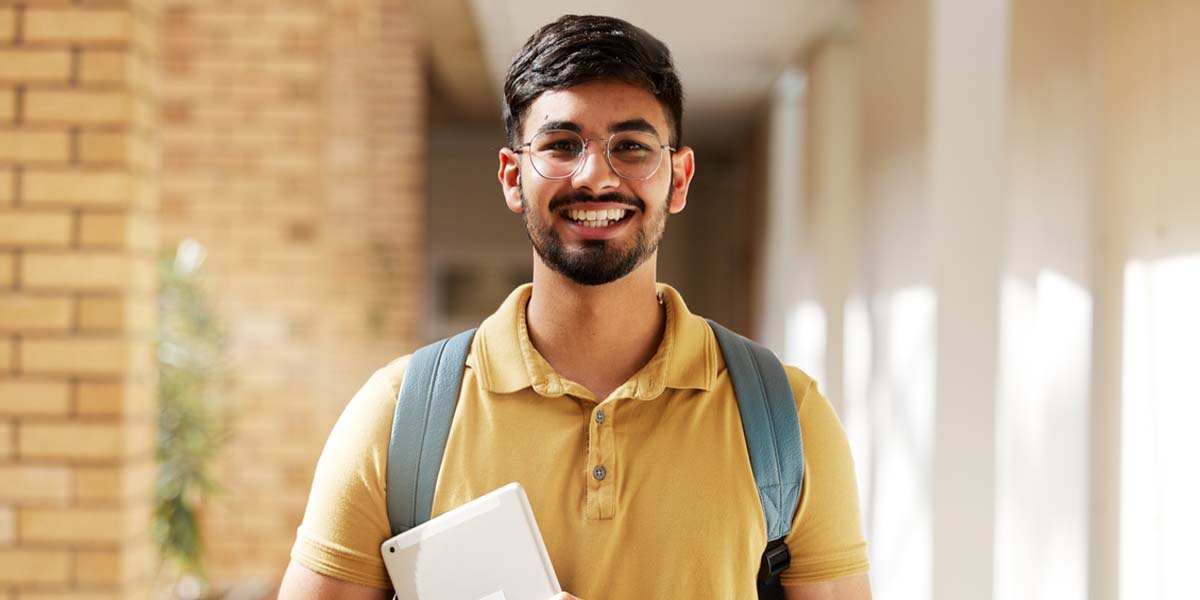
<box><xmin>607</xmin><ymin>131</ymin><xmax>663</xmax><ymax>180</ymax></box>
<box><xmin>528</xmin><ymin>130</ymin><xmax>665</xmax><ymax>180</ymax></box>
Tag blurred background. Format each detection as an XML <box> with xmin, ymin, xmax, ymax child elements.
<box><xmin>0</xmin><ymin>0</ymin><xmax>1196</xmax><ymax>599</ymax></box>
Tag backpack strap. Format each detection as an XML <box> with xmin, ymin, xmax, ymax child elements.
<box><xmin>385</xmin><ymin>328</ymin><xmax>477</xmax><ymax>536</ymax></box>
<box><xmin>707</xmin><ymin>319</ymin><xmax>804</xmax><ymax>598</ymax></box>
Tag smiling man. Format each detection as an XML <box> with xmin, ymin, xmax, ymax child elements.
<box><xmin>278</xmin><ymin>14</ymin><xmax>870</xmax><ymax>600</ymax></box>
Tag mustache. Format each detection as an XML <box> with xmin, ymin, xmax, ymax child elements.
<box><xmin>548</xmin><ymin>191</ymin><xmax>644</xmax><ymax>213</ymax></box>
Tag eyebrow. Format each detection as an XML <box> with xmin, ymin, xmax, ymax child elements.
<box><xmin>609</xmin><ymin>118</ymin><xmax>660</xmax><ymax>137</ymax></box>
<box><xmin>533</xmin><ymin>121</ymin><xmax>582</xmax><ymax>136</ymax></box>
<box><xmin>532</xmin><ymin>118</ymin><xmax>661</xmax><ymax>138</ymax></box>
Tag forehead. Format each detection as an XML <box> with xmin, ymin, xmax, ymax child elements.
<box><xmin>522</xmin><ymin>80</ymin><xmax>670</xmax><ymax>140</ymax></box>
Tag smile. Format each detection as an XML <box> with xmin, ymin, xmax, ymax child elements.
<box><xmin>564</xmin><ymin>208</ymin><xmax>632</xmax><ymax>228</ymax></box>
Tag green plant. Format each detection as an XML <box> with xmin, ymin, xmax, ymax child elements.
<box><xmin>154</xmin><ymin>240</ymin><xmax>234</xmax><ymax>586</ymax></box>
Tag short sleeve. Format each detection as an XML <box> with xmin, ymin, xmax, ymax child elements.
<box><xmin>779</xmin><ymin>368</ymin><xmax>870</xmax><ymax>584</ymax></box>
<box><xmin>289</xmin><ymin>356</ymin><xmax>410</xmax><ymax>589</ymax></box>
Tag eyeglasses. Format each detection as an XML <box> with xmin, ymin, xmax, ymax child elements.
<box><xmin>513</xmin><ymin>129</ymin><xmax>675</xmax><ymax>181</ymax></box>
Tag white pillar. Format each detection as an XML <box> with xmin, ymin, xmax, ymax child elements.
<box><xmin>804</xmin><ymin>33</ymin><xmax>862</xmax><ymax>414</ymax></box>
<box><xmin>927</xmin><ymin>1</ymin><xmax>1010</xmax><ymax>599</ymax></box>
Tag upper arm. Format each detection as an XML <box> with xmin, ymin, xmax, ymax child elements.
<box><xmin>289</xmin><ymin>359</ymin><xmax>411</xmax><ymax>589</ymax></box>
<box><xmin>779</xmin><ymin>370</ymin><xmax>870</xmax><ymax>584</ymax></box>
<box><xmin>783</xmin><ymin>573</ymin><xmax>872</xmax><ymax>600</ymax></box>
<box><xmin>278</xmin><ymin>559</ymin><xmax>392</xmax><ymax>600</ymax></box>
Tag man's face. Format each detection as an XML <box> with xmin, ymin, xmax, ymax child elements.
<box><xmin>499</xmin><ymin>80</ymin><xmax>694</xmax><ymax>286</ymax></box>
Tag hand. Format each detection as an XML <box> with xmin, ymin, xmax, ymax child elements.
<box><xmin>549</xmin><ymin>594</ymin><xmax>584</xmax><ymax>600</ymax></box>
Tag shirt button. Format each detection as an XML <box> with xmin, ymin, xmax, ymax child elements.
<box><xmin>595</xmin><ymin>409</ymin><xmax>606</xmax><ymax>424</ymax></box>
<box><xmin>592</xmin><ymin>465</ymin><xmax>607</xmax><ymax>481</ymax></box>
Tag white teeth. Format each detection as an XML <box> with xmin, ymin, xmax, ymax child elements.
<box><xmin>565</xmin><ymin>208</ymin><xmax>629</xmax><ymax>227</ymax></box>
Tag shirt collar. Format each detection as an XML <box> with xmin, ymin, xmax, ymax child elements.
<box><xmin>467</xmin><ymin>283</ymin><xmax>716</xmax><ymax>401</ymax></box>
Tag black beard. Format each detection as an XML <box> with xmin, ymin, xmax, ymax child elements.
<box><xmin>520</xmin><ymin>186</ymin><xmax>671</xmax><ymax>286</ymax></box>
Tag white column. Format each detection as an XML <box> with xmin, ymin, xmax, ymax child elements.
<box><xmin>927</xmin><ymin>1</ymin><xmax>1010</xmax><ymax>599</ymax></box>
<box><xmin>756</xmin><ymin>69</ymin><xmax>807</xmax><ymax>354</ymax></box>
<box><xmin>804</xmin><ymin>33</ymin><xmax>862</xmax><ymax>414</ymax></box>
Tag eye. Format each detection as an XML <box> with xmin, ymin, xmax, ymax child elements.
<box><xmin>613</xmin><ymin>140</ymin><xmax>651</xmax><ymax>153</ymax></box>
<box><xmin>545</xmin><ymin>139</ymin><xmax>582</xmax><ymax>153</ymax></box>
<box><xmin>533</xmin><ymin>131</ymin><xmax>584</xmax><ymax>157</ymax></box>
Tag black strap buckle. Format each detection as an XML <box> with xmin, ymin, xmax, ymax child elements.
<box><xmin>758</xmin><ymin>538</ymin><xmax>791</xmax><ymax>582</ymax></box>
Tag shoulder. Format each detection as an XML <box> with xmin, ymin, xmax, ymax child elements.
<box><xmin>290</xmin><ymin>353</ymin><xmax>416</xmax><ymax>589</ymax></box>
<box><xmin>778</xmin><ymin>364</ymin><xmax>845</xmax><ymax>447</ymax></box>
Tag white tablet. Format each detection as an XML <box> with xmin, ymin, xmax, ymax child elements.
<box><xmin>380</xmin><ymin>482</ymin><xmax>562</xmax><ymax>600</ymax></box>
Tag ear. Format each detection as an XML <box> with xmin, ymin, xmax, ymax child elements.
<box><xmin>667</xmin><ymin>146</ymin><xmax>695</xmax><ymax>214</ymax></box>
<box><xmin>498</xmin><ymin>147</ymin><xmax>523</xmax><ymax>213</ymax></box>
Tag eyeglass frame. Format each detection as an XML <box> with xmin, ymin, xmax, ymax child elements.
<box><xmin>511</xmin><ymin>129</ymin><xmax>677</xmax><ymax>182</ymax></box>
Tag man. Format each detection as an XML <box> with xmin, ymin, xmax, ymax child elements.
<box><xmin>279</xmin><ymin>14</ymin><xmax>870</xmax><ymax>600</ymax></box>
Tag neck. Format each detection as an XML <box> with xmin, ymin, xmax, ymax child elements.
<box><xmin>525</xmin><ymin>253</ymin><xmax>666</xmax><ymax>400</ymax></box>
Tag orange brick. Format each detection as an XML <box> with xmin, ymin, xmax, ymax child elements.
<box><xmin>79</xmin><ymin>378</ymin><xmax>152</xmax><ymax>417</ymax></box>
<box><xmin>23</xmin><ymin>170</ymin><xmax>131</xmax><ymax>207</ymax></box>
<box><xmin>0</xmin><ymin>9</ymin><xmax>12</xmax><ymax>45</ymax></box>
<box><xmin>124</xmin><ymin>459</ymin><xmax>154</xmax><ymax>499</ymax></box>
<box><xmin>0</xmin><ymin>504</ymin><xmax>12</xmax><ymax>545</ymax></box>
<box><xmin>130</xmin><ymin>175</ymin><xmax>155</xmax><ymax>210</ymax></box>
<box><xmin>0</xmin><ymin>379</ymin><xmax>71</xmax><ymax>415</ymax></box>
<box><xmin>77</xmin><ymin>212</ymin><xmax>126</xmax><ymax>247</ymax></box>
<box><xmin>0</xmin><ymin>49</ymin><xmax>72</xmax><ymax>83</ymax></box>
<box><xmin>0</xmin><ymin>170</ymin><xmax>11</xmax><ymax>204</ymax></box>
<box><xmin>24</xmin><ymin>91</ymin><xmax>132</xmax><ymax>125</ymax></box>
<box><xmin>23</xmin><ymin>9</ymin><xmax>132</xmax><ymax>44</ymax></box>
<box><xmin>79</xmin><ymin>50</ymin><xmax>129</xmax><ymax>84</ymax></box>
<box><xmin>76</xmin><ymin>549</ymin><xmax>120</xmax><ymax>585</ymax></box>
<box><xmin>0</xmin><ymin>465</ymin><xmax>71</xmax><ymax>503</ymax></box>
<box><xmin>0</xmin><ymin>549</ymin><xmax>70</xmax><ymax>584</ymax></box>
<box><xmin>0</xmin><ymin>253</ymin><xmax>12</xmax><ymax>287</ymax></box>
<box><xmin>0</xmin><ymin>338</ymin><xmax>10</xmax><ymax>373</ymax></box>
<box><xmin>0</xmin><ymin>89</ymin><xmax>13</xmax><ymax>123</ymax></box>
<box><xmin>124</xmin><ymin>296</ymin><xmax>155</xmax><ymax>333</ymax></box>
<box><xmin>0</xmin><ymin>130</ymin><xmax>70</xmax><ymax>162</ymax></box>
<box><xmin>124</xmin><ymin>419</ymin><xmax>153</xmax><ymax>457</ymax></box>
<box><xmin>78</xmin><ymin>132</ymin><xmax>129</xmax><ymax>164</ymax></box>
<box><xmin>77</xmin><ymin>380</ymin><xmax>122</xmax><ymax>415</ymax></box>
<box><xmin>21</xmin><ymin>252</ymin><xmax>134</xmax><ymax>290</ymax></box>
<box><xmin>78</xmin><ymin>295</ymin><xmax>153</xmax><ymax>336</ymax></box>
<box><xmin>73</xmin><ymin>466</ymin><xmax>120</xmax><ymax>501</ymax></box>
<box><xmin>3</xmin><ymin>296</ymin><xmax>73</xmax><ymax>335</ymax></box>
<box><xmin>77</xmin><ymin>295</ymin><xmax>123</xmax><ymax>331</ymax></box>
<box><xmin>0</xmin><ymin>210</ymin><xmax>73</xmax><ymax>246</ymax></box>
<box><xmin>19</xmin><ymin>507</ymin><xmax>125</xmax><ymax>544</ymax></box>
<box><xmin>19</xmin><ymin>337</ymin><xmax>139</xmax><ymax>375</ymax></box>
<box><xmin>18</xmin><ymin>421</ymin><xmax>122</xmax><ymax>459</ymax></box>
<box><xmin>122</xmin><ymin>536</ymin><xmax>157</xmax><ymax>583</ymax></box>
<box><xmin>76</xmin><ymin>461</ymin><xmax>154</xmax><ymax>505</ymax></box>
<box><xmin>0</xmin><ymin>420</ymin><xmax>9</xmax><ymax>458</ymax></box>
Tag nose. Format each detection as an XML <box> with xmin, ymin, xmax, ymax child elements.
<box><xmin>570</xmin><ymin>140</ymin><xmax>621</xmax><ymax>193</ymax></box>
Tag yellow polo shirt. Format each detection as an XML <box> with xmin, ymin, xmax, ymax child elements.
<box><xmin>292</xmin><ymin>284</ymin><xmax>868</xmax><ymax>597</ymax></box>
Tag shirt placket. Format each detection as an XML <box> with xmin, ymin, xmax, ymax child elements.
<box><xmin>585</xmin><ymin>397</ymin><xmax>618</xmax><ymax>520</ymax></box>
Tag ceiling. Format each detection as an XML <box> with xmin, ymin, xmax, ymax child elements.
<box><xmin>415</xmin><ymin>0</ymin><xmax>851</xmax><ymax>146</ymax></box>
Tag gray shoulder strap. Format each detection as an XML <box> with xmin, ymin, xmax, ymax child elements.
<box><xmin>707</xmin><ymin>319</ymin><xmax>804</xmax><ymax>542</ymax></box>
<box><xmin>385</xmin><ymin>328</ymin><xmax>476</xmax><ymax>536</ymax></box>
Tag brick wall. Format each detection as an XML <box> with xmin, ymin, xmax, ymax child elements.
<box><xmin>0</xmin><ymin>0</ymin><xmax>161</xmax><ymax>598</ymax></box>
<box><xmin>158</xmin><ymin>0</ymin><xmax>425</xmax><ymax>588</ymax></box>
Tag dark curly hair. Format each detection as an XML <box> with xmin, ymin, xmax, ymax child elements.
<box><xmin>503</xmin><ymin>14</ymin><xmax>685</xmax><ymax>148</ymax></box>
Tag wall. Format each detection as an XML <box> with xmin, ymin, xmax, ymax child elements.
<box><xmin>765</xmin><ymin>1</ymin><xmax>1200</xmax><ymax>599</ymax></box>
<box><xmin>158</xmin><ymin>0</ymin><xmax>425</xmax><ymax>588</ymax></box>
<box><xmin>1101</xmin><ymin>2</ymin><xmax>1200</xmax><ymax>599</ymax></box>
<box><xmin>0</xmin><ymin>0</ymin><xmax>161</xmax><ymax>598</ymax></box>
